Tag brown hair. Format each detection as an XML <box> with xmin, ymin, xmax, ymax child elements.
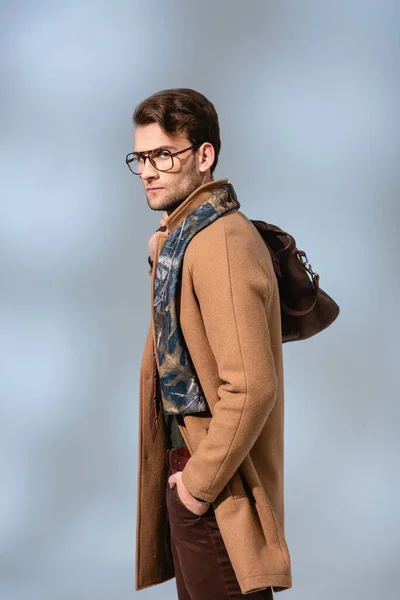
<box><xmin>133</xmin><ymin>88</ymin><xmax>221</xmax><ymax>174</ymax></box>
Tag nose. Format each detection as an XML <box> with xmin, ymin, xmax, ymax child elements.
<box><xmin>140</xmin><ymin>157</ymin><xmax>159</xmax><ymax>182</ymax></box>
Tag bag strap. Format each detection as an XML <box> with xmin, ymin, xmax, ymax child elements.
<box><xmin>281</xmin><ymin>252</ymin><xmax>320</xmax><ymax>316</ymax></box>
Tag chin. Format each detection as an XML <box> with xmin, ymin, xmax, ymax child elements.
<box><xmin>147</xmin><ymin>196</ymin><xmax>164</xmax><ymax>210</ymax></box>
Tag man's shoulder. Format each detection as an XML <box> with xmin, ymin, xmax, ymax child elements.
<box><xmin>184</xmin><ymin>209</ymin><xmax>272</xmax><ymax>272</ymax></box>
<box><xmin>188</xmin><ymin>209</ymin><xmax>258</xmax><ymax>248</ymax></box>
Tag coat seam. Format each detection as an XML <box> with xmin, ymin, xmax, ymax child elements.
<box><xmin>240</xmin><ymin>573</ymin><xmax>290</xmax><ymax>581</ymax></box>
<box><xmin>205</xmin><ymin>219</ymin><xmax>249</xmax><ymax>495</ymax></box>
<box><xmin>259</xmin><ymin>489</ymin><xmax>290</xmax><ymax>570</ymax></box>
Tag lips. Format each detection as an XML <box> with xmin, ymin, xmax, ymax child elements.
<box><xmin>147</xmin><ymin>187</ymin><xmax>163</xmax><ymax>191</ymax></box>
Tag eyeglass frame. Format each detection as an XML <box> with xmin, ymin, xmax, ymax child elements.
<box><xmin>125</xmin><ymin>143</ymin><xmax>202</xmax><ymax>175</ymax></box>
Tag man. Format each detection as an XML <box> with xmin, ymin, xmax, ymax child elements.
<box><xmin>128</xmin><ymin>88</ymin><xmax>292</xmax><ymax>599</ymax></box>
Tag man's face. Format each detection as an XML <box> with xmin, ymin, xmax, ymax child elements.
<box><xmin>134</xmin><ymin>123</ymin><xmax>211</xmax><ymax>214</ymax></box>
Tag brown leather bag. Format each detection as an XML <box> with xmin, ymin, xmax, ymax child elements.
<box><xmin>251</xmin><ymin>220</ymin><xmax>340</xmax><ymax>342</ymax></box>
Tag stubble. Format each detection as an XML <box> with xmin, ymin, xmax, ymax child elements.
<box><xmin>146</xmin><ymin>163</ymin><xmax>205</xmax><ymax>215</ymax></box>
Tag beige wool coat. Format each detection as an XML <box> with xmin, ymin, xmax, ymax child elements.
<box><xmin>136</xmin><ymin>179</ymin><xmax>292</xmax><ymax>595</ymax></box>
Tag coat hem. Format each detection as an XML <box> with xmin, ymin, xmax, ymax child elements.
<box><xmin>135</xmin><ymin>572</ymin><xmax>175</xmax><ymax>591</ymax></box>
<box><xmin>239</xmin><ymin>573</ymin><xmax>292</xmax><ymax>594</ymax></box>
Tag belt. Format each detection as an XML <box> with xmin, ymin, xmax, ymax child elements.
<box><xmin>165</xmin><ymin>446</ymin><xmax>191</xmax><ymax>471</ymax></box>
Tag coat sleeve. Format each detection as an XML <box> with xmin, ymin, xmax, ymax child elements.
<box><xmin>180</xmin><ymin>217</ymin><xmax>279</xmax><ymax>503</ymax></box>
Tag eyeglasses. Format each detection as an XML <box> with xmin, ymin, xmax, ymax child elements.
<box><xmin>125</xmin><ymin>144</ymin><xmax>201</xmax><ymax>175</ymax></box>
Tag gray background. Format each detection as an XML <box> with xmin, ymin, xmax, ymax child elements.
<box><xmin>1</xmin><ymin>1</ymin><xmax>399</xmax><ymax>599</ymax></box>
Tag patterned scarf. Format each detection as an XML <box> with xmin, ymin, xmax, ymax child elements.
<box><xmin>153</xmin><ymin>182</ymin><xmax>240</xmax><ymax>415</ymax></box>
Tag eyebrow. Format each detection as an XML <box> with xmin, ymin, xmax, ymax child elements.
<box><xmin>133</xmin><ymin>144</ymin><xmax>178</xmax><ymax>154</ymax></box>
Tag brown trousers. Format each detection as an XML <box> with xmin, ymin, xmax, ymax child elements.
<box><xmin>166</xmin><ymin>467</ymin><xmax>273</xmax><ymax>600</ymax></box>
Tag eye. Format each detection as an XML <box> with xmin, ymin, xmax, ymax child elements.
<box><xmin>152</xmin><ymin>149</ymin><xmax>171</xmax><ymax>160</ymax></box>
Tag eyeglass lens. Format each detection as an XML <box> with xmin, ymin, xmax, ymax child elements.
<box><xmin>128</xmin><ymin>149</ymin><xmax>173</xmax><ymax>175</ymax></box>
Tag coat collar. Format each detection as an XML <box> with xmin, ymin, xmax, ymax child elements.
<box><xmin>164</xmin><ymin>178</ymin><xmax>229</xmax><ymax>235</ymax></box>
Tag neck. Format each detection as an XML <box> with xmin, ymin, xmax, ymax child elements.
<box><xmin>164</xmin><ymin>178</ymin><xmax>229</xmax><ymax>234</ymax></box>
<box><xmin>165</xmin><ymin>174</ymin><xmax>214</xmax><ymax>216</ymax></box>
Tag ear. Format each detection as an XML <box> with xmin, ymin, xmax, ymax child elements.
<box><xmin>197</xmin><ymin>142</ymin><xmax>215</xmax><ymax>174</ymax></box>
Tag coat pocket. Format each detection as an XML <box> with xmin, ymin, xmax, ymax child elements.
<box><xmin>227</xmin><ymin>470</ymin><xmax>247</xmax><ymax>500</ymax></box>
